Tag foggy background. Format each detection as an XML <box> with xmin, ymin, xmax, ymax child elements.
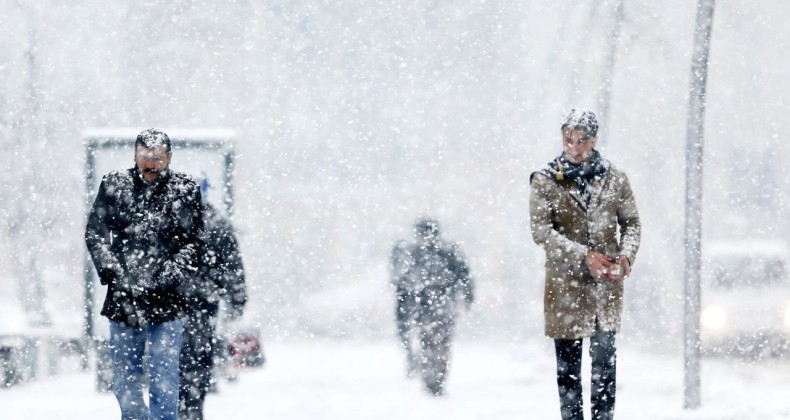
<box><xmin>1</xmin><ymin>0</ymin><xmax>788</xmax><ymax>350</ymax></box>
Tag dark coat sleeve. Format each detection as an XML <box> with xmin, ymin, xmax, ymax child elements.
<box><xmin>85</xmin><ymin>176</ymin><xmax>123</xmax><ymax>285</ymax></box>
<box><xmin>448</xmin><ymin>244</ymin><xmax>474</xmax><ymax>305</ymax></box>
<box><xmin>390</xmin><ymin>240</ymin><xmax>412</xmax><ymax>289</ymax></box>
<box><xmin>211</xmin><ymin>218</ymin><xmax>248</xmax><ymax>312</ymax></box>
<box><xmin>153</xmin><ymin>182</ymin><xmax>205</xmax><ymax>291</ymax></box>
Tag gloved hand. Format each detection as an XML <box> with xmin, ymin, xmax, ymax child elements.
<box><xmin>98</xmin><ymin>267</ymin><xmax>119</xmax><ymax>286</ymax></box>
<box><xmin>153</xmin><ymin>260</ymin><xmax>188</xmax><ymax>290</ymax></box>
<box><xmin>464</xmin><ymin>294</ymin><xmax>474</xmax><ymax>310</ymax></box>
<box><xmin>226</xmin><ymin>304</ymin><xmax>244</xmax><ymax>322</ymax></box>
<box><xmin>100</xmin><ymin>267</ymin><xmax>142</xmax><ymax>300</ymax></box>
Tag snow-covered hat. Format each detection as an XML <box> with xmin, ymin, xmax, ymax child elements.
<box><xmin>561</xmin><ymin>109</ymin><xmax>598</xmax><ymax>137</ymax></box>
<box><xmin>414</xmin><ymin>217</ymin><xmax>440</xmax><ymax>236</ymax></box>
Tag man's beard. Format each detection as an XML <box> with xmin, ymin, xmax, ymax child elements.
<box><xmin>138</xmin><ymin>166</ymin><xmax>167</xmax><ymax>183</ymax></box>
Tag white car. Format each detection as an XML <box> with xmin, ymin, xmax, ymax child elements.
<box><xmin>700</xmin><ymin>239</ymin><xmax>790</xmax><ymax>357</ymax></box>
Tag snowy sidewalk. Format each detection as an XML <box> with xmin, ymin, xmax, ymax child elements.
<box><xmin>1</xmin><ymin>339</ymin><xmax>789</xmax><ymax>419</ymax></box>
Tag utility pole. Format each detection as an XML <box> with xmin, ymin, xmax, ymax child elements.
<box><xmin>684</xmin><ymin>0</ymin><xmax>715</xmax><ymax>410</ymax></box>
<box><xmin>596</xmin><ymin>0</ymin><xmax>624</xmax><ymax>144</ymax></box>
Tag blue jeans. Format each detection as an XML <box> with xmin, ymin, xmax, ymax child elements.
<box><xmin>110</xmin><ymin>319</ymin><xmax>184</xmax><ymax>420</ymax></box>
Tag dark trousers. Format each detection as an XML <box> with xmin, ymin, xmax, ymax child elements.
<box><xmin>395</xmin><ymin>291</ymin><xmax>417</xmax><ymax>371</ymax></box>
<box><xmin>554</xmin><ymin>328</ymin><xmax>617</xmax><ymax>420</ymax></box>
<box><xmin>417</xmin><ymin>314</ymin><xmax>455</xmax><ymax>396</ymax></box>
<box><xmin>179</xmin><ymin>311</ymin><xmax>216</xmax><ymax>420</ymax></box>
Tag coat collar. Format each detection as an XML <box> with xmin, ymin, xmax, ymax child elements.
<box><xmin>534</xmin><ymin>154</ymin><xmax>612</xmax><ymax>211</ymax></box>
<box><xmin>553</xmin><ymin>167</ymin><xmax>611</xmax><ymax>211</ymax></box>
<box><xmin>130</xmin><ymin>166</ymin><xmax>171</xmax><ymax>194</ymax></box>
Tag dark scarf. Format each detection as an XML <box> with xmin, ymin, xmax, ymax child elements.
<box><xmin>540</xmin><ymin>149</ymin><xmax>608</xmax><ymax>205</ymax></box>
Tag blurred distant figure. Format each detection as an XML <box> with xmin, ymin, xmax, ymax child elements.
<box><xmin>85</xmin><ymin>128</ymin><xmax>203</xmax><ymax>420</ymax></box>
<box><xmin>179</xmin><ymin>177</ymin><xmax>248</xmax><ymax>420</ymax></box>
<box><xmin>389</xmin><ymin>218</ymin><xmax>474</xmax><ymax>396</ymax></box>
<box><xmin>530</xmin><ymin>109</ymin><xmax>640</xmax><ymax>420</ymax></box>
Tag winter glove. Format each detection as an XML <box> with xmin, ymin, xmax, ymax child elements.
<box><xmin>226</xmin><ymin>304</ymin><xmax>244</xmax><ymax>321</ymax></box>
<box><xmin>100</xmin><ymin>267</ymin><xmax>143</xmax><ymax>300</ymax></box>
<box><xmin>464</xmin><ymin>293</ymin><xmax>474</xmax><ymax>309</ymax></box>
<box><xmin>153</xmin><ymin>260</ymin><xmax>188</xmax><ymax>290</ymax></box>
<box><xmin>98</xmin><ymin>267</ymin><xmax>119</xmax><ymax>286</ymax></box>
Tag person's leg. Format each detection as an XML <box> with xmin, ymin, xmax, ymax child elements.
<box><xmin>180</xmin><ymin>312</ymin><xmax>215</xmax><ymax>420</ymax></box>
<box><xmin>395</xmin><ymin>291</ymin><xmax>417</xmax><ymax>375</ymax></box>
<box><xmin>402</xmin><ymin>323</ymin><xmax>419</xmax><ymax>377</ymax></box>
<box><xmin>180</xmin><ymin>313</ymin><xmax>200</xmax><ymax>420</ymax></box>
<box><xmin>590</xmin><ymin>328</ymin><xmax>617</xmax><ymax>420</ymax></box>
<box><xmin>192</xmin><ymin>316</ymin><xmax>216</xmax><ymax>418</ymax></box>
<box><xmin>419</xmin><ymin>315</ymin><xmax>454</xmax><ymax>396</ymax></box>
<box><xmin>554</xmin><ymin>338</ymin><xmax>584</xmax><ymax>420</ymax></box>
<box><xmin>149</xmin><ymin>318</ymin><xmax>184</xmax><ymax>420</ymax></box>
<box><xmin>110</xmin><ymin>320</ymin><xmax>150</xmax><ymax>420</ymax></box>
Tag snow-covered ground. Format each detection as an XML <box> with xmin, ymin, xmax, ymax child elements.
<box><xmin>2</xmin><ymin>339</ymin><xmax>789</xmax><ymax>419</ymax></box>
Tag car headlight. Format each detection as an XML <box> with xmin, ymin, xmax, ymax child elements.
<box><xmin>701</xmin><ymin>304</ymin><xmax>727</xmax><ymax>332</ymax></box>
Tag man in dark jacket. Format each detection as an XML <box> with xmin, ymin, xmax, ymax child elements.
<box><xmin>179</xmin><ymin>179</ymin><xmax>247</xmax><ymax>420</ymax></box>
<box><xmin>86</xmin><ymin>128</ymin><xmax>204</xmax><ymax>420</ymax></box>
<box><xmin>390</xmin><ymin>218</ymin><xmax>474</xmax><ymax>396</ymax></box>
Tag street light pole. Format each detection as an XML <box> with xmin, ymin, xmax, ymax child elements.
<box><xmin>684</xmin><ymin>0</ymin><xmax>715</xmax><ymax>410</ymax></box>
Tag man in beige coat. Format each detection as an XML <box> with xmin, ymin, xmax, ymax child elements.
<box><xmin>530</xmin><ymin>109</ymin><xmax>640</xmax><ymax>420</ymax></box>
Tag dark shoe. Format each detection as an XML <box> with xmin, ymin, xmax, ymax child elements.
<box><xmin>425</xmin><ymin>382</ymin><xmax>445</xmax><ymax>396</ymax></box>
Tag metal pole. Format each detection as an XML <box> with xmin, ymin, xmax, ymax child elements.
<box><xmin>84</xmin><ymin>141</ymin><xmax>96</xmax><ymax>343</ymax></box>
<box><xmin>684</xmin><ymin>0</ymin><xmax>715</xmax><ymax>410</ymax></box>
<box><xmin>596</xmin><ymin>0</ymin><xmax>624</xmax><ymax>144</ymax></box>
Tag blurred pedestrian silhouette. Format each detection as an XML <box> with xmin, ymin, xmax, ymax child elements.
<box><xmin>179</xmin><ymin>176</ymin><xmax>247</xmax><ymax>420</ymax></box>
<box><xmin>389</xmin><ymin>217</ymin><xmax>474</xmax><ymax>396</ymax></box>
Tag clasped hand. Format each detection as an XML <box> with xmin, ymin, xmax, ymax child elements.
<box><xmin>583</xmin><ymin>251</ymin><xmax>630</xmax><ymax>281</ymax></box>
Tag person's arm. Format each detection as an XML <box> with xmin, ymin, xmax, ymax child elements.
<box><xmin>215</xmin><ymin>221</ymin><xmax>248</xmax><ymax>319</ymax></box>
<box><xmin>448</xmin><ymin>244</ymin><xmax>474</xmax><ymax>307</ymax></box>
<box><xmin>390</xmin><ymin>241</ymin><xmax>412</xmax><ymax>288</ymax></box>
<box><xmin>154</xmin><ymin>182</ymin><xmax>204</xmax><ymax>290</ymax></box>
<box><xmin>616</xmin><ymin>173</ymin><xmax>641</xmax><ymax>272</ymax></box>
<box><xmin>85</xmin><ymin>177</ymin><xmax>124</xmax><ymax>285</ymax></box>
<box><xmin>530</xmin><ymin>174</ymin><xmax>614</xmax><ymax>279</ymax></box>
<box><xmin>529</xmin><ymin>175</ymin><xmax>589</xmax><ymax>262</ymax></box>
